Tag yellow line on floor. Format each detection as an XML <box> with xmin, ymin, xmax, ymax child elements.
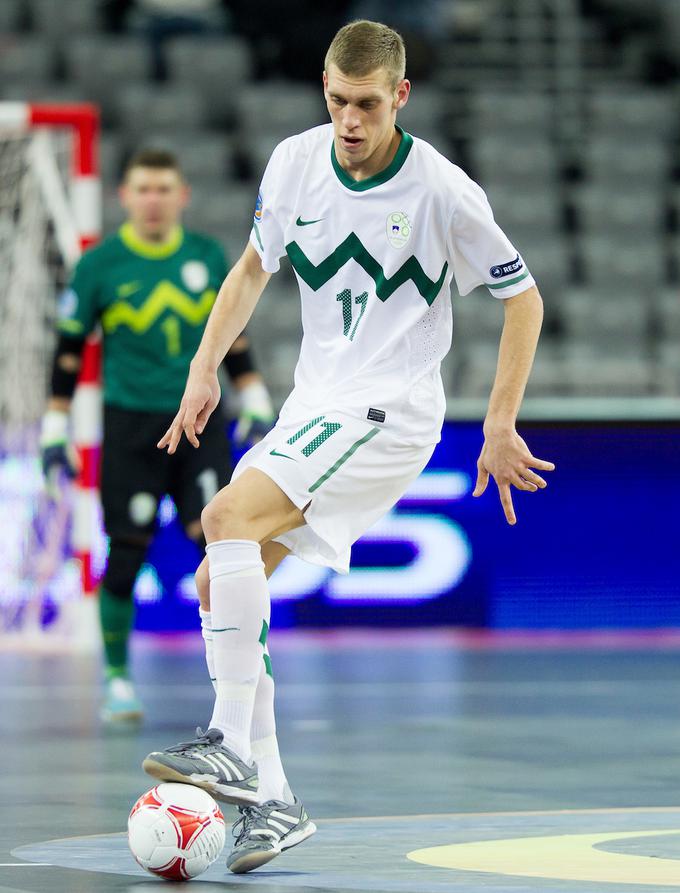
<box><xmin>320</xmin><ymin>806</ymin><xmax>680</xmax><ymax>824</ymax></box>
<box><xmin>408</xmin><ymin>829</ymin><xmax>680</xmax><ymax>886</ymax></box>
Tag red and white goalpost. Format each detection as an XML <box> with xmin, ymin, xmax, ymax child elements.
<box><xmin>0</xmin><ymin>102</ymin><xmax>102</xmax><ymax>644</ymax></box>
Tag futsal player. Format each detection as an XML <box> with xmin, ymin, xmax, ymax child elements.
<box><xmin>143</xmin><ymin>20</ymin><xmax>555</xmax><ymax>873</ymax></box>
<box><xmin>40</xmin><ymin>149</ymin><xmax>274</xmax><ymax>723</ymax></box>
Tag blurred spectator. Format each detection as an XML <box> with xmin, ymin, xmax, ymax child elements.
<box><xmin>102</xmin><ymin>0</ymin><xmax>352</xmax><ymax>82</ymax></box>
<box><xmin>653</xmin><ymin>0</ymin><xmax>680</xmax><ymax>83</ymax></box>
<box><xmin>348</xmin><ymin>0</ymin><xmax>448</xmax><ymax>79</ymax></box>
<box><xmin>227</xmin><ymin>1</ymin><xmax>351</xmax><ymax>81</ymax></box>
<box><xmin>349</xmin><ymin>0</ymin><xmax>448</xmax><ymax>41</ymax></box>
<box><xmin>582</xmin><ymin>0</ymin><xmax>679</xmax><ymax>84</ymax></box>
<box><xmin>101</xmin><ymin>0</ymin><xmax>230</xmax><ymax>79</ymax></box>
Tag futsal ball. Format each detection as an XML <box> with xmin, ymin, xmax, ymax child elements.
<box><xmin>128</xmin><ymin>783</ymin><xmax>226</xmax><ymax>880</ymax></box>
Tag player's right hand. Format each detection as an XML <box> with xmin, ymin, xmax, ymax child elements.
<box><xmin>39</xmin><ymin>409</ymin><xmax>79</xmax><ymax>500</ymax></box>
<box><xmin>158</xmin><ymin>365</ymin><xmax>221</xmax><ymax>453</ymax></box>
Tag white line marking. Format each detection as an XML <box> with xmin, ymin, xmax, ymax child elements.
<box><xmin>0</xmin><ymin>862</ymin><xmax>52</xmax><ymax>866</ymax></box>
<box><xmin>317</xmin><ymin>806</ymin><xmax>680</xmax><ymax>824</ymax></box>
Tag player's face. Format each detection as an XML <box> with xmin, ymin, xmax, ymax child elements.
<box><xmin>119</xmin><ymin>167</ymin><xmax>189</xmax><ymax>241</ymax></box>
<box><xmin>323</xmin><ymin>64</ymin><xmax>410</xmax><ymax>175</ymax></box>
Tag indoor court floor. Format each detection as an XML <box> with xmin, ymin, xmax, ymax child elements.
<box><xmin>2</xmin><ymin>628</ymin><xmax>680</xmax><ymax>893</ymax></box>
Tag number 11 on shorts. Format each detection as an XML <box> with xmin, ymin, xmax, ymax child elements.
<box><xmin>287</xmin><ymin>417</ymin><xmax>342</xmax><ymax>456</ymax></box>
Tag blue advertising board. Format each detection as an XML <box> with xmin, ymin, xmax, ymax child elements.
<box><xmin>132</xmin><ymin>421</ymin><xmax>680</xmax><ymax>631</ymax></box>
<box><xmin>131</xmin><ymin>422</ymin><xmax>680</xmax><ymax>630</ymax></box>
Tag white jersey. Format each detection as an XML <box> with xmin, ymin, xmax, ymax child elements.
<box><xmin>250</xmin><ymin>123</ymin><xmax>534</xmax><ymax>447</ymax></box>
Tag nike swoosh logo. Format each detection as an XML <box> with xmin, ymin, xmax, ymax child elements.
<box><xmin>270</xmin><ymin>448</ymin><xmax>297</xmax><ymax>461</ymax></box>
<box><xmin>296</xmin><ymin>216</ymin><xmax>324</xmax><ymax>227</ymax></box>
<box><xmin>117</xmin><ymin>281</ymin><xmax>143</xmax><ymax>298</ymax></box>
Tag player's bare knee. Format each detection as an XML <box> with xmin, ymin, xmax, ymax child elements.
<box><xmin>200</xmin><ymin>500</ymin><xmax>219</xmax><ymax>543</ymax></box>
<box><xmin>200</xmin><ymin>487</ymin><xmax>250</xmax><ymax>543</ymax></box>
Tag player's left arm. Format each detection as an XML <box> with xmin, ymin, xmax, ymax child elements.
<box><xmin>473</xmin><ymin>284</ymin><xmax>555</xmax><ymax>525</ymax></box>
<box><xmin>222</xmin><ymin>334</ymin><xmax>275</xmax><ymax>444</ymax></box>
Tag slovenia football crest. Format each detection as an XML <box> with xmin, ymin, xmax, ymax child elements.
<box><xmin>386</xmin><ymin>211</ymin><xmax>411</xmax><ymax>249</ymax></box>
<box><xmin>181</xmin><ymin>261</ymin><xmax>209</xmax><ymax>292</ymax></box>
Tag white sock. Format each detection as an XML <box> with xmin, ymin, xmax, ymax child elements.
<box><xmin>206</xmin><ymin>539</ymin><xmax>270</xmax><ymax>763</ymax></box>
<box><xmin>251</xmin><ymin>648</ymin><xmax>294</xmax><ymax>805</ymax></box>
<box><xmin>198</xmin><ymin>608</ymin><xmax>217</xmax><ymax>694</ymax></box>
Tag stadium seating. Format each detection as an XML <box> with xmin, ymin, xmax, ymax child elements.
<box><xmin>165</xmin><ymin>36</ymin><xmax>252</xmax><ymax>128</ymax></box>
<box><xmin>167</xmin><ymin>35</ymin><xmax>251</xmax><ymax>82</ymax></box>
<box><xmin>67</xmin><ymin>36</ymin><xmax>151</xmax><ymax>87</ymax></box>
<box><xmin>1</xmin><ymin>0</ymin><xmax>678</xmax><ymax>401</ymax></box>
<box><xmin>117</xmin><ymin>84</ymin><xmax>210</xmax><ymax>137</ymax></box>
<box><xmin>0</xmin><ymin>35</ymin><xmax>56</xmax><ymax>85</ymax></box>
<box><xmin>29</xmin><ymin>0</ymin><xmax>101</xmax><ymax>36</ymax></box>
<box><xmin>574</xmin><ymin>185</ymin><xmax>664</xmax><ymax>235</ymax></box>
<box><xmin>0</xmin><ymin>0</ymin><xmax>22</xmax><ymax>31</ymax></box>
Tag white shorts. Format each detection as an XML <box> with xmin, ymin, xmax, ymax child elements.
<box><xmin>231</xmin><ymin>411</ymin><xmax>435</xmax><ymax>574</ymax></box>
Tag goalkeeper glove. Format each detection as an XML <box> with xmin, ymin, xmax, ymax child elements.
<box><xmin>233</xmin><ymin>381</ymin><xmax>275</xmax><ymax>446</ymax></box>
<box><xmin>39</xmin><ymin>409</ymin><xmax>79</xmax><ymax>500</ymax></box>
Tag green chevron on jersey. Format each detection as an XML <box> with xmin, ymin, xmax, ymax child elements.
<box><xmin>57</xmin><ymin>226</ymin><xmax>229</xmax><ymax>411</ymax></box>
<box><xmin>286</xmin><ymin>232</ymin><xmax>448</xmax><ymax>306</ymax></box>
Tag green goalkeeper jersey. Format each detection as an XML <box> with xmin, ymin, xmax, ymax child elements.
<box><xmin>57</xmin><ymin>223</ymin><xmax>228</xmax><ymax>412</ymax></box>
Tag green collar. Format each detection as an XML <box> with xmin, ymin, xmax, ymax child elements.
<box><xmin>119</xmin><ymin>222</ymin><xmax>184</xmax><ymax>259</ymax></box>
<box><xmin>331</xmin><ymin>126</ymin><xmax>413</xmax><ymax>192</ymax></box>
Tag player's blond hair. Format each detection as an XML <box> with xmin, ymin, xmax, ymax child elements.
<box><xmin>325</xmin><ymin>20</ymin><xmax>406</xmax><ymax>91</ymax></box>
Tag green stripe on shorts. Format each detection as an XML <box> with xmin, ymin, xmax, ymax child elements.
<box><xmin>308</xmin><ymin>426</ymin><xmax>380</xmax><ymax>493</ymax></box>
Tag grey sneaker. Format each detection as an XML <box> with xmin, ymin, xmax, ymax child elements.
<box><xmin>227</xmin><ymin>797</ymin><xmax>317</xmax><ymax>874</ymax></box>
<box><xmin>142</xmin><ymin>727</ymin><xmax>259</xmax><ymax>805</ymax></box>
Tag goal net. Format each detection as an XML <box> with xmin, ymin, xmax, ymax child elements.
<box><xmin>0</xmin><ymin>103</ymin><xmax>102</xmax><ymax>647</ymax></box>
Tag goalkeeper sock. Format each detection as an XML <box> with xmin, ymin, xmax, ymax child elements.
<box><xmin>207</xmin><ymin>539</ymin><xmax>270</xmax><ymax>762</ymax></box>
<box><xmin>99</xmin><ymin>587</ymin><xmax>135</xmax><ymax>679</ymax></box>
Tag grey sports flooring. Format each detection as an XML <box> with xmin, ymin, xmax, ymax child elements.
<box><xmin>2</xmin><ymin>629</ymin><xmax>680</xmax><ymax>892</ymax></box>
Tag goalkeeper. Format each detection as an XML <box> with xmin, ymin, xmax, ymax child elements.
<box><xmin>40</xmin><ymin>149</ymin><xmax>274</xmax><ymax>722</ymax></box>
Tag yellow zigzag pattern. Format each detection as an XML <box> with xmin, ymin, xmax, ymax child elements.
<box><xmin>102</xmin><ymin>281</ymin><xmax>216</xmax><ymax>334</ymax></box>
